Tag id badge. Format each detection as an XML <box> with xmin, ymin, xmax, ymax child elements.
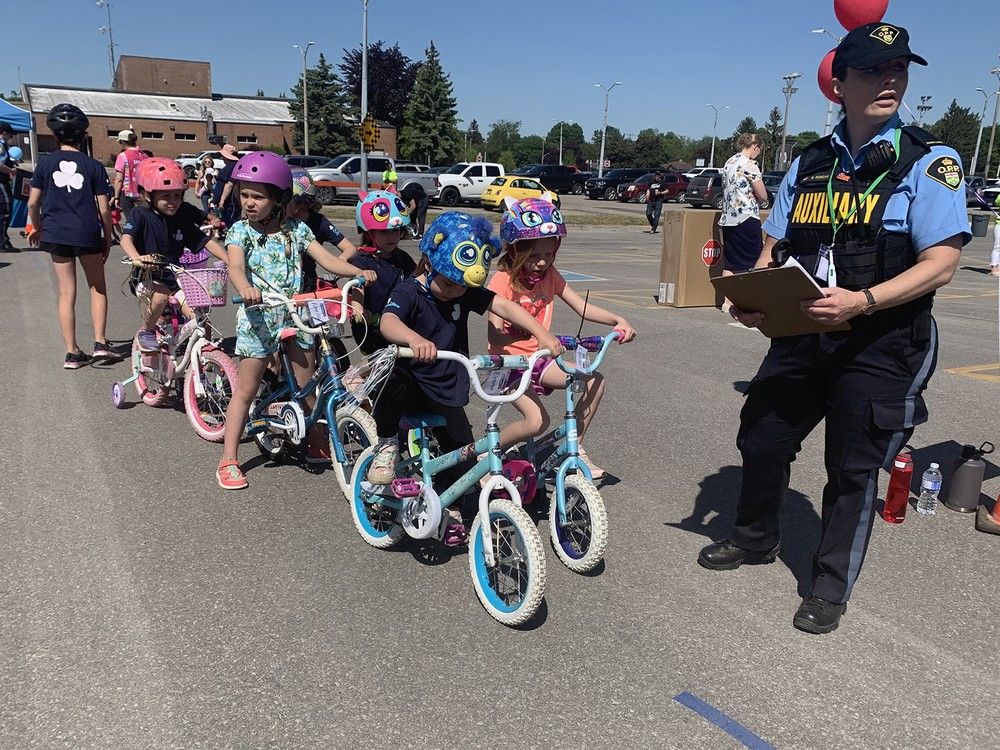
<box><xmin>813</xmin><ymin>244</ymin><xmax>838</xmax><ymax>288</ymax></box>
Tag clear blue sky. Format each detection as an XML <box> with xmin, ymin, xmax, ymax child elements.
<box><xmin>7</xmin><ymin>0</ymin><xmax>999</xmax><ymax>141</ymax></box>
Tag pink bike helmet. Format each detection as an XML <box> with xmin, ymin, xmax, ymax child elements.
<box><xmin>231</xmin><ymin>151</ymin><xmax>292</xmax><ymax>191</ymax></box>
<box><xmin>138</xmin><ymin>157</ymin><xmax>187</xmax><ymax>192</ymax></box>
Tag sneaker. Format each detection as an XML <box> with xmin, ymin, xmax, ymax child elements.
<box><xmin>92</xmin><ymin>341</ymin><xmax>119</xmax><ymax>362</ymax></box>
<box><xmin>306</xmin><ymin>442</ymin><xmax>331</xmax><ymax>465</ymax></box>
<box><xmin>136</xmin><ymin>329</ymin><xmax>160</xmax><ymax>353</ymax></box>
<box><xmin>217</xmin><ymin>461</ymin><xmax>248</xmax><ymax>490</ymax></box>
<box><xmin>63</xmin><ymin>350</ymin><xmax>92</xmax><ymax>369</ymax></box>
<box><xmin>366</xmin><ymin>439</ymin><xmax>398</xmax><ymax>484</ymax></box>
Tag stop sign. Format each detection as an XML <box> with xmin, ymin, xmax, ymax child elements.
<box><xmin>702</xmin><ymin>239</ymin><xmax>722</xmax><ymax>267</ymax></box>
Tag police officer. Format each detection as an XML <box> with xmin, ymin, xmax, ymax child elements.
<box><xmin>697</xmin><ymin>23</ymin><xmax>970</xmax><ymax>634</ymax></box>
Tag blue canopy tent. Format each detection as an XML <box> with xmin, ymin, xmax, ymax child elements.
<box><xmin>0</xmin><ymin>99</ymin><xmax>33</xmax><ymax>228</ymax></box>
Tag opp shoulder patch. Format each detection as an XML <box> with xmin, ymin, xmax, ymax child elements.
<box><xmin>924</xmin><ymin>155</ymin><xmax>963</xmax><ymax>190</ymax></box>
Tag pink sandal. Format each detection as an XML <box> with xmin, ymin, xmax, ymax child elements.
<box><xmin>217</xmin><ymin>460</ymin><xmax>248</xmax><ymax>490</ymax></box>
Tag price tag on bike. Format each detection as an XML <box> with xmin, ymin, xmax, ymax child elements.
<box><xmin>575</xmin><ymin>344</ymin><xmax>590</xmax><ymax>371</ymax></box>
<box><xmin>305</xmin><ymin>299</ymin><xmax>329</xmax><ymax>324</ymax></box>
<box><xmin>483</xmin><ymin>369</ymin><xmax>509</xmax><ymax>396</ymax></box>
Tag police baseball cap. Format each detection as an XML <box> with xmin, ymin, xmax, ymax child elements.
<box><xmin>833</xmin><ymin>22</ymin><xmax>927</xmax><ymax>72</ymax></box>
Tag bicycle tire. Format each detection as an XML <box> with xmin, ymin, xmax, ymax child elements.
<box><xmin>331</xmin><ymin>407</ymin><xmax>377</xmax><ymax>499</ymax></box>
<box><xmin>183</xmin><ymin>349</ymin><xmax>238</xmax><ymax>442</ymax></box>
<box><xmin>350</xmin><ymin>447</ymin><xmax>405</xmax><ymax>549</ymax></box>
<box><xmin>548</xmin><ymin>474</ymin><xmax>608</xmax><ymax>574</ymax></box>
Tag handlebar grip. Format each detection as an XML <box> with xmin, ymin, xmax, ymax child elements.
<box><xmin>231</xmin><ymin>295</ymin><xmax>243</xmax><ymax>305</ymax></box>
<box><xmin>557</xmin><ymin>335</ymin><xmax>578</xmax><ymax>350</ymax></box>
<box><xmin>291</xmin><ymin>287</ymin><xmax>343</xmax><ymax>303</ymax></box>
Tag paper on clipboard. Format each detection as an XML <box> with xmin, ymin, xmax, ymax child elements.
<box><xmin>711</xmin><ymin>257</ymin><xmax>851</xmax><ymax>338</ymax></box>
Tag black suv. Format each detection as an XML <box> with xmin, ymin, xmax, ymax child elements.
<box><xmin>510</xmin><ymin>164</ymin><xmax>577</xmax><ymax>193</ymax></box>
<box><xmin>584</xmin><ymin>168</ymin><xmax>650</xmax><ymax>200</ymax></box>
<box><xmin>686</xmin><ymin>174</ymin><xmax>725</xmax><ymax>209</ymax></box>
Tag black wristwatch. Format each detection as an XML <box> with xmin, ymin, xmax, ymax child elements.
<box><xmin>861</xmin><ymin>288</ymin><xmax>877</xmax><ymax>316</ymax></box>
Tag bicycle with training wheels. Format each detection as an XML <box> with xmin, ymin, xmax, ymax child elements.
<box><xmin>238</xmin><ymin>278</ymin><xmax>378</xmax><ymax>498</ymax></box>
<box><xmin>350</xmin><ymin>347</ymin><xmax>552</xmax><ymax>627</ymax></box>
<box><xmin>502</xmin><ymin>331</ymin><xmax>620</xmax><ymax>573</ymax></box>
<box><xmin>111</xmin><ymin>256</ymin><xmax>238</xmax><ymax>443</ymax></box>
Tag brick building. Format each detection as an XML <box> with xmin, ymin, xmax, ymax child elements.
<box><xmin>21</xmin><ymin>55</ymin><xmax>397</xmax><ymax>165</ymax></box>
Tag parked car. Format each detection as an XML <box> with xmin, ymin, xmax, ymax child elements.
<box><xmin>569</xmin><ymin>171</ymin><xmax>593</xmax><ymax>194</ymax></box>
<box><xmin>394</xmin><ymin>162</ymin><xmax>432</xmax><ymax>173</ymax></box>
<box><xmin>979</xmin><ymin>179</ymin><xmax>1000</xmax><ymax>207</ymax></box>
<box><xmin>509</xmin><ymin>164</ymin><xmax>577</xmax><ymax>193</ymax></box>
<box><xmin>306</xmin><ymin>154</ymin><xmax>437</xmax><ymax>205</ymax></box>
<box><xmin>285</xmin><ymin>154</ymin><xmax>334</xmax><ymax>169</ymax></box>
<box><xmin>480</xmin><ymin>176</ymin><xmax>561</xmax><ymax>211</ymax></box>
<box><xmin>683</xmin><ymin>167</ymin><xmax>722</xmax><ymax>180</ymax></box>
<box><xmin>686</xmin><ymin>174</ymin><xmax>725</xmax><ymax>209</ymax></box>
<box><xmin>175</xmin><ymin>150</ymin><xmax>229</xmax><ymax>178</ymax></box>
<box><xmin>584</xmin><ymin>168</ymin><xmax>650</xmax><ymax>200</ymax></box>
<box><xmin>762</xmin><ymin>173</ymin><xmax>784</xmax><ymax>208</ymax></box>
<box><xmin>618</xmin><ymin>172</ymin><xmax>689</xmax><ymax>204</ymax></box>
<box><xmin>965</xmin><ymin>176</ymin><xmax>989</xmax><ymax>207</ymax></box>
<box><xmin>435</xmin><ymin>162</ymin><xmax>505</xmax><ymax>206</ymax></box>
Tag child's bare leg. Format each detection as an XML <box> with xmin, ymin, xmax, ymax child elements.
<box><xmin>575</xmin><ymin>372</ymin><xmax>606</xmax><ymax>439</ymax></box>
<box><xmin>498</xmin><ymin>390</ymin><xmax>550</xmax><ymax>450</ymax></box>
<box><xmin>287</xmin><ymin>341</ymin><xmax>324</xmax><ymax>449</ymax></box>
<box><xmin>50</xmin><ymin>256</ymin><xmax>79</xmax><ymax>353</ymax></box>
<box><xmin>143</xmin><ymin>286</ymin><xmax>171</xmax><ymax>331</ymax></box>
<box><xmin>78</xmin><ymin>252</ymin><xmax>109</xmax><ymax>345</ymax></box>
<box><xmin>221</xmin><ymin>357</ymin><xmax>268</xmax><ymax>464</ymax></box>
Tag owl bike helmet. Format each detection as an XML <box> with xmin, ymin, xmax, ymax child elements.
<box><xmin>419</xmin><ymin>211</ymin><xmax>500</xmax><ymax>288</ymax></box>
<box><xmin>356</xmin><ymin>189</ymin><xmax>410</xmax><ymax>231</ymax></box>
<box><xmin>231</xmin><ymin>150</ymin><xmax>292</xmax><ymax>191</ymax></box>
<box><xmin>499</xmin><ymin>195</ymin><xmax>566</xmax><ymax>247</ymax></box>
<box><xmin>46</xmin><ymin>103</ymin><xmax>90</xmax><ymax>139</ymax></box>
<box><xmin>290</xmin><ymin>169</ymin><xmax>317</xmax><ymax>204</ymax></box>
<box><xmin>137</xmin><ymin>157</ymin><xmax>186</xmax><ymax>192</ymax></box>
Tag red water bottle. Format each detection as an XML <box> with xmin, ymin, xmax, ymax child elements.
<box><xmin>881</xmin><ymin>452</ymin><xmax>913</xmax><ymax>523</ymax></box>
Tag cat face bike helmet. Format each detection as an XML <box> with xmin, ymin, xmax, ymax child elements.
<box><xmin>356</xmin><ymin>189</ymin><xmax>410</xmax><ymax>232</ymax></box>
<box><xmin>419</xmin><ymin>211</ymin><xmax>500</xmax><ymax>288</ymax></box>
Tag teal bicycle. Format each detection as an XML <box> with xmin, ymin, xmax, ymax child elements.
<box><xmin>350</xmin><ymin>347</ymin><xmax>552</xmax><ymax>627</ymax></box>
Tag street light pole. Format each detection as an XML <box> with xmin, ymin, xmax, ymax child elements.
<box><xmin>595</xmin><ymin>82</ymin><xmax>622</xmax><ymax>178</ymax></box>
<box><xmin>970</xmin><ymin>87</ymin><xmax>992</xmax><ymax>177</ymax></box>
<box><xmin>812</xmin><ymin>29</ymin><xmax>842</xmax><ymax>136</ymax></box>
<box><xmin>359</xmin><ymin>0</ymin><xmax>371</xmax><ymax>191</ymax></box>
<box><xmin>96</xmin><ymin>0</ymin><xmax>117</xmax><ymax>84</ymax></box>
<box><xmin>985</xmin><ymin>66</ymin><xmax>1000</xmax><ymax>181</ymax></box>
<box><xmin>916</xmin><ymin>95</ymin><xmax>932</xmax><ymax>127</ymax></box>
<box><xmin>293</xmin><ymin>41</ymin><xmax>315</xmax><ymax>155</ymax></box>
<box><xmin>557</xmin><ymin>121</ymin><xmax>564</xmax><ymax>165</ymax></box>
<box><xmin>706</xmin><ymin>103</ymin><xmax>729</xmax><ymax>168</ymax></box>
<box><xmin>778</xmin><ymin>72</ymin><xmax>802</xmax><ymax>170</ymax></box>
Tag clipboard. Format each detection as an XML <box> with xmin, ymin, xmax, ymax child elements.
<box><xmin>711</xmin><ymin>258</ymin><xmax>851</xmax><ymax>338</ymax></box>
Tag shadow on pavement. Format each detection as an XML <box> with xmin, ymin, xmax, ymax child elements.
<box><xmin>665</xmin><ymin>464</ymin><xmax>820</xmax><ymax>595</ymax></box>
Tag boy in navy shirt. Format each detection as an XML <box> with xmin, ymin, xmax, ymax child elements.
<box><xmin>27</xmin><ymin>104</ymin><xmax>115</xmax><ymax>369</ymax></box>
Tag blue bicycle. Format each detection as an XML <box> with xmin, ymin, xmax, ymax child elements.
<box><xmin>350</xmin><ymin>348</ymin><xmax>552</xmax><ymax>627</ymax></box>
<box><xmin>237</xmin><ymin>277</ymin><xmax>378</xmax><ymax>498</ymax></box>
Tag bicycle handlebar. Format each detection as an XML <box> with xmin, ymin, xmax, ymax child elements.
<box><xmin>554</xmin><ymin>331</ymin><xmax>620</xmax><ymax>375</ymax></box>
<box><xmin>393</xmin><ymin>347</ymin><xmax>552</xmax><ymax>403</ymax></box>
<box><xmin>231</xmin><ymin>276</ymin><xmax>367</xmax><ymax>334</ymax></box>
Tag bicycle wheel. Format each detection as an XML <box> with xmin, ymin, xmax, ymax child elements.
<box><xmin>468</xmin><ymin>497</ymin><xmax>546</xmax><ymax>627</ymax></box>
<box><xmin>183</xmin><ymin>349</ymin><xmax>238</xmax><ymax>442</ymax></box>
<box><xmin>252</xmin><ymin>370</ymin><xmax>291</xmax><ymax>461</ymax></box>
<box><xmin>548</xmin><ymin>474</ymin><xmax>608</xmax><ymax>573</ymax></box>
<box><xmin>331</xmin><ymin>406</ymin><xmax>377</xmax><ymax>498</ymax></box>
<box><xmin>350</xmin><ymin>447</ymin><xmax>405</xmax><ymax>549</ymax></box>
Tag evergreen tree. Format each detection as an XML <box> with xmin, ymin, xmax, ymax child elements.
<box><xmin>467</xmin><ymin>119</ymin><xmax>483</xmax><ymax>145</ymax></box>
<box><xmin>928</xmin><ymin>99</ymin><xmax>981</xmax><ymax>167</ymax></box>
<box><xmin>763</xmin><ymin>106</ymin><xmax>784</xmax><ymax>168</ymax></box>
<box><xmin>288</xmin><ymin>53</ymin><xmax>355</xmax><ymax>155</ymax></box>
<box><xmin>399</xmin><ymin>42</ymin><xmax>461</xmax><ymax>164</ymax></box>
<box><xmin>339</xmin><ymin>41</ymin><xmax>420</xmax><ymax>128</ymax></box>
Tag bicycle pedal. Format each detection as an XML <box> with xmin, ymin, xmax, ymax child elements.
<box><xmin>391</xmin><ymin>477</ymin><xmax>423</xmax><ymax>498</ymax></box>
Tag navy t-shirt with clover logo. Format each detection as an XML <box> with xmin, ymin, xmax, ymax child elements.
<box><xmin>30</xmin><ymin>150</ymin><xmax>110</xmax><ymax>248</ymax></box>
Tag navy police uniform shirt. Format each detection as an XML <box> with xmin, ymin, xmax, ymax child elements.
<box><xmin>301</xmin><ymin>210</ymin><xmax>348</xmax><ymax>287</ymax></box>
<box><xmin>123</xmin><ymin>202</ymin><xmax>209</xmax><ymax>262</ymax></box>
<box><xmin>350</xmin><ymin>247</ymin><xmax>416</xmax><ymax>316</ymax></box>
<box><xmin>30</xmin><ymin>150</ymin><xmax>111</xmax><ymax>248</ymax></box>
<box><xmin>764</xmin><ymin>114</ymin><xmax>971</xmax><ymax>252</ymax></box>
<box><xmin>382</xmin><ymin>278</ymin><xmax>494</xmax><ymax>407</ymax></box>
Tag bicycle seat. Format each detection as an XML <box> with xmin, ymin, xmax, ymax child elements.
<box><xmin>401</xmin><ymin>413</ymin><xmax>447</xmax><ymax>430</ymax></box>
<box><xmin>279</xmin><ymin>327</ymin><xmax>299</xmax><ymax>342</ymax></box>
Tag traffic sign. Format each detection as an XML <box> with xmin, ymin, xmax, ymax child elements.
<box><xmin>701</xmin><ymin>239</ymin><xmax>722</xmax><ymax>267</ymax></box>
<box><xmin>603</xmin><ymin>159</ymin><xmax>611</xmax><ymax>168</ymax></box>
<box><xmin>358</xmin><ymin>112</ymin><xmax>381</xmax><ymax>153</ymax></box>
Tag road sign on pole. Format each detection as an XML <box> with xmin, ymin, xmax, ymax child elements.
<box><xmin>359</xmin><ymin>112</ymin><xmax>380</xmax><ymax>153</ymax></box>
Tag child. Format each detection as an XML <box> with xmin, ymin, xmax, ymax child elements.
<box><xmin>194</xmin><ymin>154</ymin><xmax>217</xmax><ymax>215</ymax></box>
<box><xmin>216</xmin><ymin>151</ymin><xmax>377</xmax><ymax>490</ymax></box>
<box><xmin>286</xmin><ymin>170</ymin><xmax>358</xmax><ymax>292</ymax></box>
<box><xmin>370</xmin><ymin>211</ymin><xmax>564</xmax><ymax>544</ymax></box>
<box><xmin>119</xmin><ymin>158</ymin><xmax>228</xmax><ymax>351</ymax></box>
<box><xmin>488</xmin><ymin>196</ymin><xmax>635</xmax><ymax>479</ymax></box>
<box><xmin>346</xmin><ymin>189</ymin><xmax>416</xmax><ymax>353</ymax></box>
<box><xmin>26</xmin><ymin>103</ymin><xmax>115</xmax><ymax>369</ymax></box>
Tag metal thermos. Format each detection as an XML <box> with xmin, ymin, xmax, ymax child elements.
<box><xmin>881</xmin><ymin>452</ymin><xmax>913</xmax><ymax>524</ymax></box>
<box><xmin>943</xmin><ymin>441</ymin><xmax>995</xmax><ymax>513</ymax></box>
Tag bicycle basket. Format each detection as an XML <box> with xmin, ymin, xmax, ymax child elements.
<box><xmin>178</xmin><ymin>265</ymin><xmax>229</xmax><ymax>307</ymax></box>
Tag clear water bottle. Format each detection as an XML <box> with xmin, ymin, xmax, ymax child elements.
<box><xmin>916</xmin><ymin>463</ymin><xmax>943</xmax><ymax>516</ymax></box>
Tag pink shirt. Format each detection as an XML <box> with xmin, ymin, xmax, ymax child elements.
<box><xmin>114</xmin><ymin>147</ymin><xmax>147</xmax><ymax>198</ymax></box>
<box><xmin>487</xmin><ymin>267</ymin><xmax>566</xmax><ymax>356</ymax></box>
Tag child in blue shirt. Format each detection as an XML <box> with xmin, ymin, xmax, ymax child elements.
<box><xmin>26</xmin><ymin>104</ymin><xmax>115</xmax><ymax>369</ymax></box>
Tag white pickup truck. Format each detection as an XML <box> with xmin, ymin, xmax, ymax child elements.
<box><xmin>435</xmin><ymin>162</ymin><xmax>505</xmax><ymax>206</ymax></box>
<box><xmin>306</xmin><ymin>154</ymin><xmax>439</xmax><ymax>205</ymax></box>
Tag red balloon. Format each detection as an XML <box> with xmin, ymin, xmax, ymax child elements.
<box><xmin>818</xmin><ymin>49</ymin><xmax>838</xmax><ymax>104</ymax></box>
<box><xmin>834</xmin><ymin>0</ymin><xmax>889</xmax><ymax>31</ymax></box>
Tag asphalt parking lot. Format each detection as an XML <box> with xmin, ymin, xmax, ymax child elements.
<box><xmin>1</xmin><ymin>211</ymin><xmax>998</xmax><ymax>749</ymax></box>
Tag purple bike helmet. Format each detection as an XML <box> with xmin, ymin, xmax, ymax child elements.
<box><xmin>231</xmin><ymin>151</ymin><xmax>292</xmax><ymax>191</ymax></box>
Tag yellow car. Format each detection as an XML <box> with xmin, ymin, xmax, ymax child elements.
<box><xmin>480</xmin><ymin>176</ymin><xmax>561</xmax><ymax>211</ymax></box>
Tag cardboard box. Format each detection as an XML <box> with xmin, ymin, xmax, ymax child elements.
<box><xmin>657</xmin><ymin>210</ymin><xmax>724</xmax><ymax>308</ymax></box>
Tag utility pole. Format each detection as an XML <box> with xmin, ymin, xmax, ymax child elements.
<box><xmin>359</xmin><ymin>0</ymin><xmax>371</xmax><ymax>191</ymax></box>
<box><xmin>985</xmin><ymin>66</ymin><xmax>1000</xmax><ymax>181</ymax></box>
<box><xmin>96</xmin><ymin>0</ymin><xmax>117</xmax><ymax>85</ymax></box>
<box><xmin>916</xmin><ymin>95</ymin><xmax>932</xmax><ymax>126</ymax></box>
<box><xmin>706</xmin><ymin>103</ymin><xmax>729</xmax><ymax>168</ymax></box>
<box><xmin>778</xmin><ymin>72</ymin><xmax>802</xmax><ymax>170</ymax></box>
<box><xmin>812</xmin><ymin>29</ymin><xmax>843</xmax><ymax>136</ymax></box>
<box><xmin>595</xmin><ymin>82</ymin><xmax>622</xmax><ymax>178</ymax></box>
<box><xmin>970</xmin><ymin>87</ymin><xmax>992</xmax><ymax>177</ymax></box>
<box><xmin>293</xmin><ymin>42</ymin><xmax>315</xmax><ymax>155</ymax></box>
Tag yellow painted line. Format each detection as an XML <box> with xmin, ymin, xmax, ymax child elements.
<box><xmin>946</xmin><ymin>363</ymin><xmax>1000</xmax><ymax>384</ymax></box>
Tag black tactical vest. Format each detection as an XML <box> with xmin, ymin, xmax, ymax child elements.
<box><xmin>785</xmin><ymin>126</ymin><xmax>937</xmax><ymax>329</ymax></box>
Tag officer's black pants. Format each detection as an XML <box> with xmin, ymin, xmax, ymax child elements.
<box><xmin>730</xmin><ymin>317</ymin><xmax>938</xmax><ymax>604</ymax></box>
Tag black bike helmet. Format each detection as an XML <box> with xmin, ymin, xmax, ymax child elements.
<box><xmin>46</xmin><ymin>103</ymin><xmax>89</xmax><ymax>137</ymax></box>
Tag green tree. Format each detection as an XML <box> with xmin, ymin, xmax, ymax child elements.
<box><xmin>515</xmin><ymin>134</ymin><xmax>544</xmax><ymax>166</ymax></box>
<box><xmin>793</xmin><ymin>130</ymin><xmax>822</xmax><ymax>150</ymax></box>
<box><xmin>498</xmin><ymin>149</ymin><xmax>516</xmax><ymax>172</ymax></box>
<box><xmin>340</xmin><ymin>41</ymin><xmax>420</xmax><ymax>128</ymax></box>
<box><xmin>634</xmin><ymin>128</ymin><xmax>669</xmax><ymax>167</ymax></box>
<box><xmin>545</xmin><ymin>121</ymin><xmax>587</xmax><ymax>165</ymax></box>
<box><xmin>399</xmin><ymin>41</ymin><xmax>461</xmax><ymax>164</ymax></box>
<box><xmin>288</xmin><ymin>53</ymin><xmax>354</xmax><ymax>156</ymax></box>
<box><xmin>467</xmin><ymin>119</ymin><xmax>483</xmax><ymax>145</ymax></box>
<box><xmin>592</xmin><ymin>126</ymin><xmax>636</xmax><ymax>167</ymax></box>
<box><xmin>763</xmin><ymin>106</ymin><xmax>784</xmax><ymax>168</ymax></box>
<box><xmin>485</xmin><ymin>119</ymin><xmax>522</xmax><ymax>158</ymax></box>
<box><xmin>928</xmin><ymin>99</ymin><xmax>981</xmax><ymax>167</ymax></box>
